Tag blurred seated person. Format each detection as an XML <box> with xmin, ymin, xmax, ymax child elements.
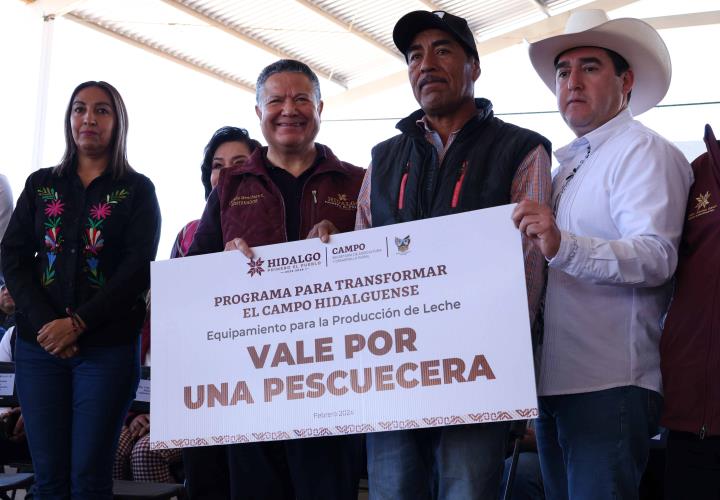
<box><xmin>113</xmin><ymin>304</ymin><xmax>182</xmax><ymax>483</ymax></box>
<box><xmin>0</xmin><ymin>326</ymin><xmax>31</xmax><ymax>466</ymax></box>
<box><xmin>114</xmin><ymin>412</ymin><xmax>181</xmax><ymax>483</ymax></box>
<box><xmin>0</xmin><ymin>283</ymin><xmax>15</xmax><ymax>333</ymax></box>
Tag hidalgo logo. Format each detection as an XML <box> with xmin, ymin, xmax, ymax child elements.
<box><xmin>395</xmin><ymin>235</ymin><xmax>411</xmax><ymax>253</ymax></box>
<box><xmin>266</xmin><ymin>253</ymin><xmax>321</xmax><ymax>268</ymax></box>
<box><xmin>247</xmin><ymin>257</ymin><xmax>265</xmax><ymax>277</ymax></box>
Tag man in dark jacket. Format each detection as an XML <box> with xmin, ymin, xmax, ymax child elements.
<box><xmin>187</xmin><ymin>59</ymin><xmax>364</xmax><ymax>500</ymax></box>
<box><xmin>356</xmin><ymin>10</ymin><xmax>551</xmax><ymax>500</ymax></box>
<box><xmin>660</xmin><ymin>124</ymin><xmax>720</xmax><ymax>499</ymax></box>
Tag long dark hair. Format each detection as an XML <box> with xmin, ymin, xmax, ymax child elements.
<box><xmin>200</xmin><ymin>126</ymin><xmax>261</xmax><ymax>199</ymax></box>
<box><xmin>55</xmin><ymin>81</ymin><xmax>133</xmax><ymax>180</ymax></box>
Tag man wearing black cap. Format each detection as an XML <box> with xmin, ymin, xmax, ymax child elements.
<box><xmin>356</xmin><ymin>10</ymin><xmax>552</xmax><ymax>500</ymax></box>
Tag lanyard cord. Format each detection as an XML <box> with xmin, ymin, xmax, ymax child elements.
<box><xmin>552</xmin><ymin>145</ymin><xmax>592</xmax><ymax>215</ymax></box>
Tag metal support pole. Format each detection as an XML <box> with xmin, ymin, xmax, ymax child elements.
<box><xmin>32</xmin><ymin>14</ymin><xmax>55</xmax><ymax>172</ymax></box>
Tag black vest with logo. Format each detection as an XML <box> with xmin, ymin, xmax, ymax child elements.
<box><xmin>370</xmin><ymin>98</ymin><xmax>551</xmax><ymax>226</ymax></box>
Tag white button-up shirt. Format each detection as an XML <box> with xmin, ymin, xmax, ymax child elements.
<box><xmin>538</xmin><ymin>109</ymin><xmax>693</xmax><ymax>396</ymax></box>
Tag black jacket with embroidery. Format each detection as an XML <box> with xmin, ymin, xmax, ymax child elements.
<box><xmin>1</xmin><ymin>167</ymin><xmax>161</xmax><ymax>346</ymax></box>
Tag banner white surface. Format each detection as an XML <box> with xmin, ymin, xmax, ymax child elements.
<box><xmin>150</xmin><ymin>204</ymin><xmax>537</xmax><ymax>449</ymax></box>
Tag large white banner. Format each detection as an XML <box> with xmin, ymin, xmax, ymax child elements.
<box><xmin>150</xmin><ymin>204</ymin><xmax>537</xmax><ymax>449</ymax></box>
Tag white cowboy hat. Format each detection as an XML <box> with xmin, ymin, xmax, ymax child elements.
<box><xmin>528</xmin><ymin>9</ymin><xmax>671</xmax><ymax>116</ymax></box>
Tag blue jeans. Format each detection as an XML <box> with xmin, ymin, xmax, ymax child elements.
<box><xmin>535</xmin><ymin>386</ymin><xmax>662</xmax><ymax>500</ymax></box>
<box><xmin>367</xmin><ymin>422</ymin><xmax>510</xmax><ymax>500</ymax></box>
<box><xmin>15</xmin><ymin>337</ymin><xmax>140</xmax><ymax>500</ymax></box>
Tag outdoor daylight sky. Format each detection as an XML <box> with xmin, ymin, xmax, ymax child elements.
<box><xmin>1</xmin><ymin>0</ymin><xmax>719</xmax><ymax>256</ymax></box>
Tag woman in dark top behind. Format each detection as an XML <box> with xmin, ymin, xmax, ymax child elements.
<box><xmin>174</xmin><ymin>126</ymin><xmax>262</xmax><ymax>498</ymax></box>
<box><xmin>1</xmin><ymin>80</ymin><xmax>161</xmax><ymax>499</ymax></box>
<box><xmin>170</xmin><ymin>126</ymin><xmax>261</xmax><ymax>258</ymax></box>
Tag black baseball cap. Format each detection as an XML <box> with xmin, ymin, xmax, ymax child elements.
<box><xmin>393</xmin><ymin>10</ymin><xmax>478</xmax><ymax>62</ymax></box>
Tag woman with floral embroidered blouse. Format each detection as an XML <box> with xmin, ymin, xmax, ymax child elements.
<box><xmin>0</xmin><ymin>81</ymin><xmax>161</xmax><ymax>499</ymax></box>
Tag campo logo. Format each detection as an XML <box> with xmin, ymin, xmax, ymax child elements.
<box><xmin>395</xmin><ymin>235</ymin><xmax>411</xmax><ymax>253</ymax></box>
<box><xmin>247</xmin><ymin>257</ymin><xmax>265</xmax><ymax>277</ymax></box>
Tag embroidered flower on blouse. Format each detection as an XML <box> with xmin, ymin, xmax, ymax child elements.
<box><xmin>44</xmin><ymin>199</ymin><xmax>65</xmax><ymax>217</ymax></box>
<box><xmin>37</xmin><ymin>187</ymin><xmax>65</xmax><ymax>288</ymax></box>
<box><xmin>90</xmin><ymin>202</ymin><xmax>112</xmax><ymax>220</ymax></box>
<box><xmin>84</xmin><ymin>227</ymin><xmax>104</xmax><ymax>255</ymax></box>
<box><xmin>44</xmin><ymin>227</ymin><xmax>61</xmax><ymax>251</ymax></box>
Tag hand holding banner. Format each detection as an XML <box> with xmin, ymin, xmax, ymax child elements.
<box><xmin>150</xmin><ymin>204</ymin><xmax>537</xmax><ymax>449</ymax></box>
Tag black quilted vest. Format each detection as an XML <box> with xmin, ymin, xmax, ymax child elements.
<box><xmin>370</xmin><ymin>98</ymin><xmax>551</xmax><ymax>226</ymax></box>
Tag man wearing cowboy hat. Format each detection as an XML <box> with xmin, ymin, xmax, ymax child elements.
<box><xmin>512</xmin><ymin>9</ymin><xmax>692</xmax><ymax>498</ymax></box>
<box><xmin>356</xmin><ymin>9</ymin><xmax>552</xmax><ymax>500</ymax></box>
